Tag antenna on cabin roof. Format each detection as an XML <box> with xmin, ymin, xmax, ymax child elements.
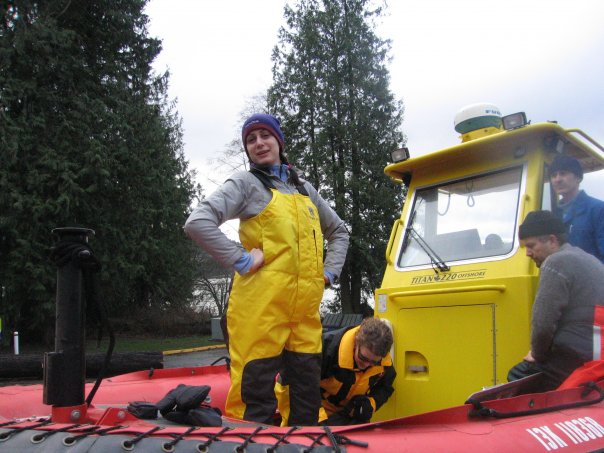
<box><xmin>454</xmin><ymin>103</ymin><xmax>503</xmax><ymax>142</ymax></box>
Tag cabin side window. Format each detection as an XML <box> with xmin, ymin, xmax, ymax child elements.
<box><xmin>397</xmin><ymin>166</ymin><xmax>524</xmax><ymax>269</ymax></box>
<box><xmin>541</xmin><ymin>163</ymin><xmax>559</xmax><ymax>213</ymax></box>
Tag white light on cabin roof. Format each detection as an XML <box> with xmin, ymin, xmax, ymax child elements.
<box><xmin>502</xmin><ymin>112</ymin><xmax>528</xmax><ymax>130</ymax></box>
<box><xmin>391</xmin><ymin>147</ymin><xmax>410</xmax><ymax>163</ymax></box>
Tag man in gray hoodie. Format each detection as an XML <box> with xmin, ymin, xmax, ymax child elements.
<box><xmin>507</xmin><ymin>210</ymin><xmax>604</xmax><ymax>390</ymax></box>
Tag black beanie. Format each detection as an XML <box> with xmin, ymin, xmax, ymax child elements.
<box><xmin>549</xmin><ymin>155</ymin><xmax>583</xmax><ymax>179</ymax></box>
<box><xmin>518</xmin><ymin>210</ymin><xmax>566</xmax><ymax>240</ymax></box>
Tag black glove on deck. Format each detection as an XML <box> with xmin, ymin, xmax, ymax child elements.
<box><xmin>156</xmin><ymin>384</ymin><xmax>211</xmax><ymax>416</ymax></box>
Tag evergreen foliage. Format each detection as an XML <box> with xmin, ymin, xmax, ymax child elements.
<box><xmin>0</xmin><ymin>0</ymin><xmax>199</xmax><ymax>343</ymax></box>
<box><xmin>269</xmin><ymin>0</ymin><xmax>405</xmax><ymax>313</ymax></box>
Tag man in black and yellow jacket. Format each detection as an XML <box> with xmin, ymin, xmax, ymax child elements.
<box><xmin>277</xmin><ymin>317</ymin><xmax>396</xmax><ymax>425</ymax></box>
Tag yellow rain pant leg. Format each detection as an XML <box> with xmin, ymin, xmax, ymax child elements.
<box><xmin>283</xmin><ymin>348</ymin><xmax>321</xmax><ymax>426</ymax></box>
<box><xmin>224</xmin><ymin>273</ymin><xmax>293</xmax><ymax>423</ymax></box>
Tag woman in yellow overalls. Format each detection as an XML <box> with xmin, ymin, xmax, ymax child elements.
<box><xmin>184</xmin><ymin>114</ymin><xmax>349</xmax><ymax>425</ymax></box>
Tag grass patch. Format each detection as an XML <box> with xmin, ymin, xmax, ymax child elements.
<box><xmin>86</xmin><ymin>335</ymin><xmax>217</xmax><ymax>353</ymax></box>
<box><xmin>12</xmin><ymin>336</ymin><xmax>219</xmax><ymax>354</ymax></box>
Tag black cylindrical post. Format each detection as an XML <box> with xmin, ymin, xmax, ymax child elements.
<box><xmin>43</xmin><ymin>227</ymin><xmax>94</xmax><ymax>407</ymax></box>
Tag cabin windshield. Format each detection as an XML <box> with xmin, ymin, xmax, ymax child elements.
<box><xmin>398</xmin><ymin>166</ymin><xmax>524</xmax><ymax>269</ymax></box>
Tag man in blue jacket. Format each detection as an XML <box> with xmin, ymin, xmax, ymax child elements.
<box><xmin>549</xmin><ymin>155</ymin><xmax>604</xmax><ymax>263</ymax></box>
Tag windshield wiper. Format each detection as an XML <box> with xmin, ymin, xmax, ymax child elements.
<box><xmin>408</xmin><ymin>228</ymin><xmax>450</xmax><ymax>274</ymax></box>
<box><xmin>401</xmin><ymin>205</ymin><xmax>450</xmax><ymax>273</ymax></box>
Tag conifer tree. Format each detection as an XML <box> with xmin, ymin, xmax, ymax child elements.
<box><xmin>269</xmin><ymin>0</ymin><xmax>405</xmax><ymax>313</ymax></box>
<box><xmin>0</xmin><ymin>0</ymin><xmax>198</xmax><ymax>342</ymax></box>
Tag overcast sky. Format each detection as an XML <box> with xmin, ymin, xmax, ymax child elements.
<box><xmin>144</xmin><ymin>0</ymin><xmax>604</xmax><ymax>198</ymax></box>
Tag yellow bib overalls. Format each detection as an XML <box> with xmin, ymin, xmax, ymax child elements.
<box><xmin>225</xmin><ymin>182</ymin><xmax>325</xmax><ymax>425</ymax></box>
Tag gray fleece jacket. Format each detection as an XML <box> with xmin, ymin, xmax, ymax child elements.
<box><xmin>531</xmin><ymin>243</ymin><xmax>604</xmax><ymax>362</ymax></box>
<box><xmin>184</xmin><ymin>169</ymin><xmax>349</xmax><ymax>278</ymax></box>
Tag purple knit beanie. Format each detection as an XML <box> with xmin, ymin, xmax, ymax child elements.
<box><xmin>241</xmin><ymin>113</ymin><xmax>285</xmax><ymax>151</ymax></box>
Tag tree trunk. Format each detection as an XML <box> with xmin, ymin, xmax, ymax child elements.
<box><xmin>340</xmin><ymin>261</ymin><xmax>353</xmax><ymax>313</ymax></box>
<box><xmin>0</xmin><ymin>352</ymin><xmax>163</xmax><ymax>379</ymax></box>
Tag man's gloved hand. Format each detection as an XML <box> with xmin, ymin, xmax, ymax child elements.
<box><xmin>348</xmin><ymin>395</ymin><xmax>373</xmax><ymax>423</ymax></box>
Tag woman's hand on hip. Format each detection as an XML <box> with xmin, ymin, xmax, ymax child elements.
<box><xmin>248</xmin><ymin>248</ymin><xmax>265</xmax><ymax>272</ymax></box>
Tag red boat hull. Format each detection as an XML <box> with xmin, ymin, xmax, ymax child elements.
<box><xmin>2</xmin><ymin>364</ymin><xmax>604</xmax><ymax>452</ymax></box>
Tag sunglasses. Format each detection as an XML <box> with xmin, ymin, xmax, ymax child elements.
<box><xmin>356</xmin><ymin>346</ymin><xmax>382</xmax><ymax>366</ymax></box>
